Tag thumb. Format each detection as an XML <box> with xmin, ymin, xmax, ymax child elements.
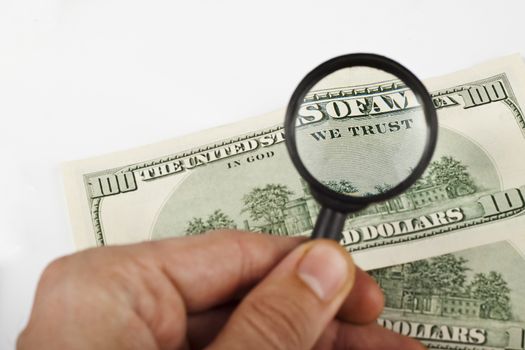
<box><xmin>208</xmin><ymin>240</ymin><xmax>356</xmax><ymax>350</ymax></box>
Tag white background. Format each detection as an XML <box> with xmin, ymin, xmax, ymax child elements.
<box><xmin>1</xmin><ymin>0</ymin><xmax>524</xmax><ymax>348</ymax></box>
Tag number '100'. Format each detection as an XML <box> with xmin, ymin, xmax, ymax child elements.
<box><xmin>89</xmin><ymin>172</ymin><xmax>137</xmax><ymax>198</ymax></box>
<box><xmin>477</xmin><ymin>186</ymin><xmax>525</xmax><ymax>217</ymax></box>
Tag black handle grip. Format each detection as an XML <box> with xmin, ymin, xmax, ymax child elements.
<box><xmin>311</xmin><ymin>207</ymin><xmax>347</xmax><ymax>241</ymax></box>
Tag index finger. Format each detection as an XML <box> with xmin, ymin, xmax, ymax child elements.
<box><xmin>144</xmin><ymin>230</ymin><xmax>306</xmax><ymax>312</ymax></box>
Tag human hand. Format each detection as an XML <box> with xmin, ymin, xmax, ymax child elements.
<box><xmin>18</xmin><ymin>230</ymin><xmax>426</xmax><ymax>349</ymax></box>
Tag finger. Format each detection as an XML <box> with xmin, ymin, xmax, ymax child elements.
<box><xmin>208</xmin><ymin>239</ymin><xmax>356</xmax><ymax>350</ymax></box>
<box><xmin>143</xmin><ymin>230</ymin><xmax>306</xmax><ymax>312</ymax></box>
<box><xmin>337</xmin><ymin>267</ymin><xmax>384</xmax><ymax>324</ymax></box>
<box><xmin>314</xmin><ymin>321</ymin><xmax>427</xmax><ymax>350</ymax></box>
<box><xmin>187</xmin><ymin>303</ymin><xmax>236</xmax><ymax>349</ymax></box>
<box><xmin>188</xmin><ymin>307</ymin><xmax>426</xmax><ymax>350</ymax></box>
<box><xmin>187</xmin><ymin>265</ymin><xmax>384</xmax><ymax>344</ymax></box>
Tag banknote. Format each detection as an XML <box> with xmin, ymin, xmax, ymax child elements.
<box><xmin>372</xmin><ymin>230</ymin><xmax>525</xmax><ymax>350</ymax></box>
<box><xmin>63</xmin><ymin>54</ymin><xmax>525</xmax><ymax>270</ymax></box>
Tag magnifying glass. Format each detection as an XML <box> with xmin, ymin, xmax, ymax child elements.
<box><xmin>284</xmin><ymin>53</ymin><xmax>438</xmax><ymax>241</ymax></box>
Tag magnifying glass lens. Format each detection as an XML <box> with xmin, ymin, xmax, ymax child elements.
<box><xmin>295</xmin><ymin>66</ymin><xmax>429</xmax><ymax>197</ymax></box>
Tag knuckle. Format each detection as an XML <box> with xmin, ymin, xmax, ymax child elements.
<box><xmin>209</xmin><ymin>229</ymin><xmax>259</xmax><ymax>282</ymax></box>
<box><xmin>240</xmin><ymin>292</ymin><xmax>309</xmax><ymax>349</ymax></box>
<box><xmin>231</xmin><ymin>232</ymin><xmax>257</xmax><ymax>275</ymax></box>
<box><xmin>37</xmin><ymin>255</ymin><xmax>80</xmax><ymax>298</ymax></box>
<box><xmin>41</xmin><ymin>256</ymin><xmax>71</xmax><ymax>282</ymax></box>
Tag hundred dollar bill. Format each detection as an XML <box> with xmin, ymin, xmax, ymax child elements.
<box><xmin>372</xmin><ymin>230</ymin><xmax>525</xmax><ymax>350</ymax></box>
<box><xmin>63</xmin><ymin>55</ymin><xmax>525</xmax><ymax>270</ymax></box>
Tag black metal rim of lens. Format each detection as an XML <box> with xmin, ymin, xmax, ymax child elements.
<box><xmin>284</xmin><ymin>53</ymin><xmax>438</xmax><ymax>212</ymax></box>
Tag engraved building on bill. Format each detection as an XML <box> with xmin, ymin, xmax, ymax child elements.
<box><xmin>375</xmin><ymin>265</ymin><xmax>483</xmax><ymax>318</ymax></box>
<box><xmin>243</xmin><ymin>178</ymin><xmax>470</xmax><ymax>236</ymax></box>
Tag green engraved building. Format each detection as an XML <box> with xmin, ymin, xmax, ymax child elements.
<box><xmin>409</xmin><ymin>184</ymin><xmax>450</xmax><ymax>208</ymax></box>
<box><xmin>436</xmin><ymin>295</ymin><xmax>482</xmax><ymax>317</ymax></box>
<box><xmin>243</xmin><ymin>177</ymin><xmax>473</xmax><ymax>236</ymax></box>
<box><xmin>283</xmin><ymin>179</ymin><xmax>320</xmax><ymax>235</ymax></box>
<box><xmin>243</xmin><ymin>179</ymin><xmax>320</xmax><ymax>236</ymax></box>
<box><xmin>377</xmin><ymin>266</ymin><xmax>483</xmax><ymax>318</ymax></box>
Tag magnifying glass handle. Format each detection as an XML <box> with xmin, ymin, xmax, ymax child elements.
<box><xmin>311</xmin><ymin>207</ymin><xmax>347</xmax><ymax>241</ymax></box>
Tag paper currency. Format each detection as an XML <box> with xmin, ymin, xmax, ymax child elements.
<box><xmin>63</xmin><ymin>55</ymin><xmax>525</xmax><ymax>349</ymax></box>
<box><xmin>371</xmin><ymin>235</ymin><xmax>525</xmax><ymax>350</ymax></box>
<box><xmin>63</xmin><ymin>54</ymin><xmax>525</xmax><ymax>267</ymax></box>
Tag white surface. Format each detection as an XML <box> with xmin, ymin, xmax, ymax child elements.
<box><xmin>1</xmin><ymin>0</ymin><xmax>524</xmax><ymax>347</ymax></box>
